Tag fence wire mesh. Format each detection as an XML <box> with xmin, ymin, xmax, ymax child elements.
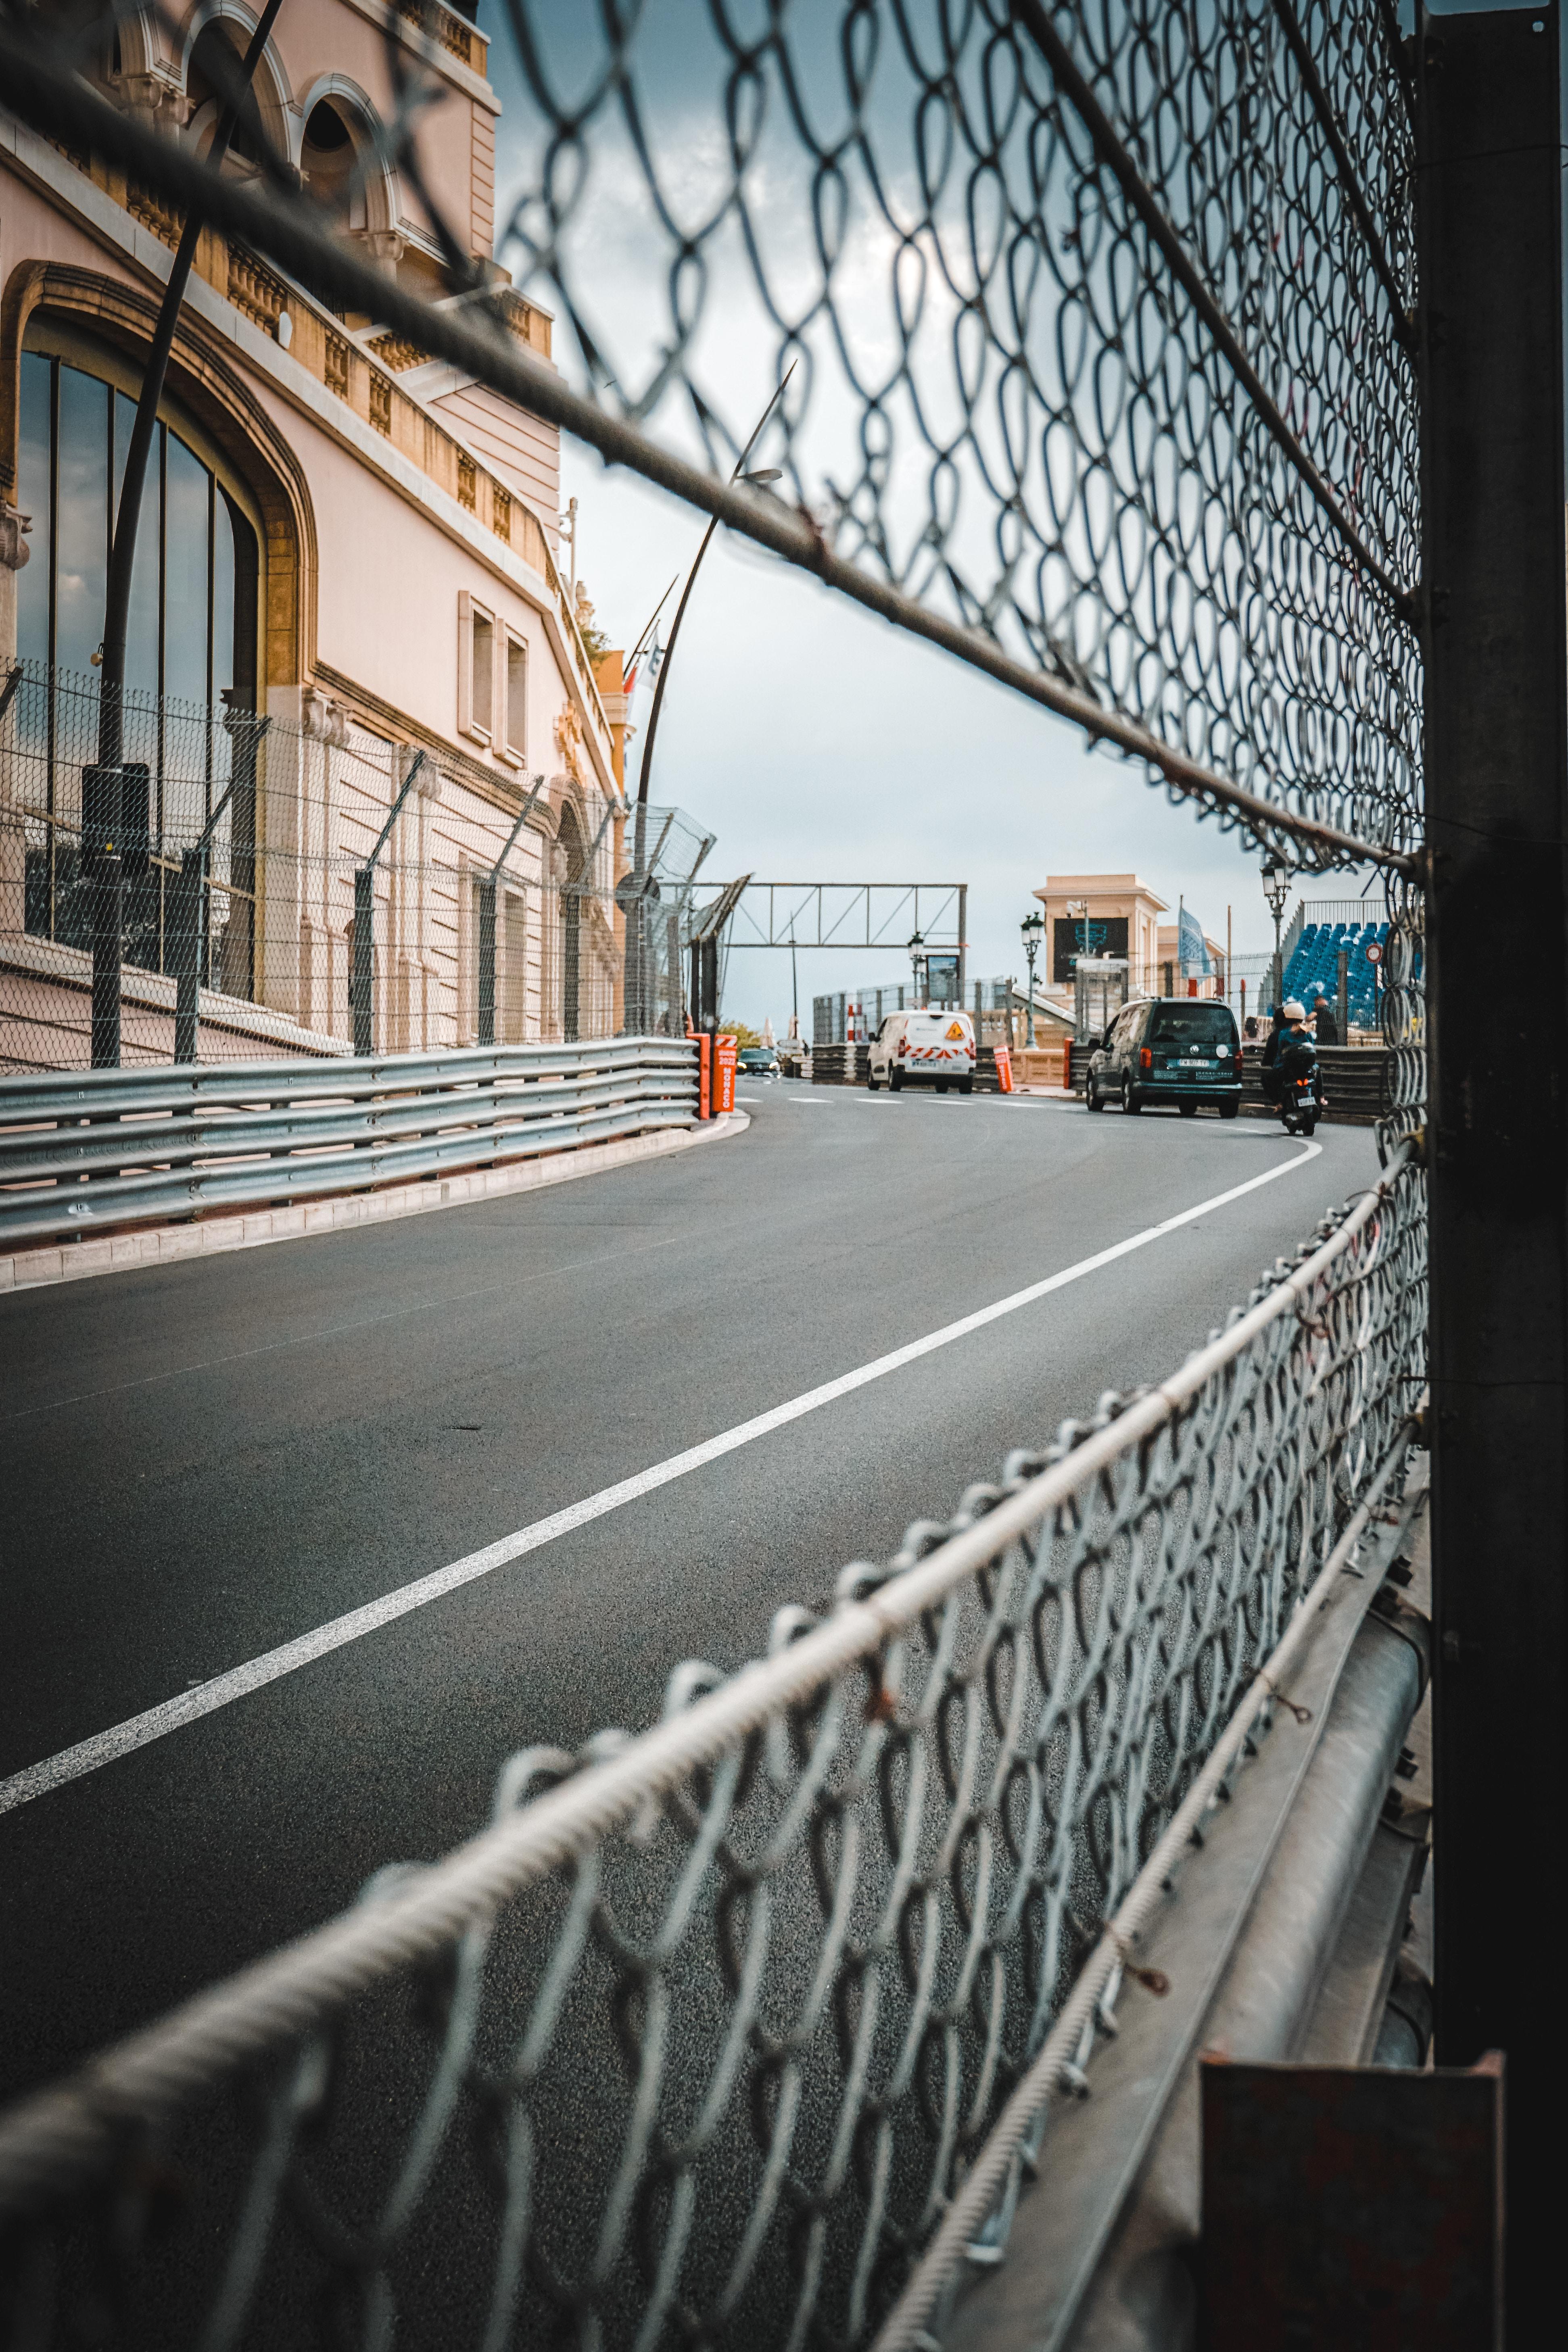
<box><xmin>0</xmin><ymin>11</ymin><xmax>1433</xmax><ymax>2347</ymax></box>
<box><xmin>0</xmin><ymin>1154</ymin><xmax>1426</xmax><ymax>2352</ymax></box>
<box><xmin>2</xmin><ymin>0</ymin><xmax>1422</xmax><ymax>871</ymax></box>
<box><xmin>498</xmin><ymin>0</ymin><xmax>1422</xmax><ymax>866</ymax></box>
<box><xmin>0</xmin><ymin>664</ymin><xmax>710</xmax><ymax>1070</ymax></box>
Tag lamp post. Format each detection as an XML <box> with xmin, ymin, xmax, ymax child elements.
<box><xmin>625</xmin><ymin>371</ymin><xmax>793</xmax><ymax>1029</ymax></box>
<box><xmin>1020</xmin><ymin>908</ymin><xmax>1044</xmax><ymax>1045</ymax></box>
<box><xmin>1261</xmin><ymin>855</ymin><xmax>1291</xmax><ymax>1015</ymax></box>
<box><xmin>908</xmin><ymin>929</ymin><xmax>926</xmax><ymax>1004</ymax></box>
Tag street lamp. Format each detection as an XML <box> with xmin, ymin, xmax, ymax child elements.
<box><xmin>626</xmin><ymin>371</ymin><xmax>793</xmax><ymax>1031</ymax></box>
<box><xmin>1261</xmin><ymin>855</ymin><xmax>1292</xmax><ymax>1014</ymax></box>
<box><xmin>1020</xmin><ymin>908</ymin><xmax>1044</xmax><ymax>1045</ymax></box>
<box><xmin>908</xmin><ymin>929</ymin><xmax>927</xmax><ymax>1004</ymax></box>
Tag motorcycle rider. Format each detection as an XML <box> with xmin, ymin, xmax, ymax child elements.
<box><xmin>1275</xmin><ymin>1000</ymin><xmax>1321</xmax><ymax>1120</ymax></box>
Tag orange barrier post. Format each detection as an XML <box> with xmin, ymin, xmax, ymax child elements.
<box><xmin>994</xmin><ymin>1042</ymin><xmax>1014</xmax><ymax>1094</ymax></box>
<box><xmin>713</xmin><ymin>1033</ymin><xmax>737</xmax><ymax>1115</ymax></box>
<box><xmin>1062</xmin><ymin>1037</ymin><xmax>1072</xmax><ymax>1088</ymax></box>
<box><xmin>697</xmin><ymin>1033</ymin><xmax>712</xmax><ymax>1119</ymax></box>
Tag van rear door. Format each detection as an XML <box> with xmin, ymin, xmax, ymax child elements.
<box><xmin>1145</xmin><ymin>1002</ymin><xmax>1238</xmax><ymax>1078</ymax></box>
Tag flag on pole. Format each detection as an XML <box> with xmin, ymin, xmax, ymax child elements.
<box><xmin>624</xmin><ymin>628</ymin><xmax>664</xmax><ymax>796</ymax></box>
<box><xmin>1178</xmin><ymin>906</ymin><xmax>1212</xmax><ymax>975</ymax></box>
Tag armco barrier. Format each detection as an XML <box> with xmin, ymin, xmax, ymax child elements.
<box><xmin>1242</xmin><ymin>1044</ymin><xmax>1390</xmax><ymax>1125</ymax></box>
<box><xmin>808</xmin><ymin>1041</ymin><xmax>867</xmax><ymax>1086</ymax></box>
<box><xmin>0</xmin><ymin>1037</ymin><xmax>698</xmax><ymax>1246</ymax></box>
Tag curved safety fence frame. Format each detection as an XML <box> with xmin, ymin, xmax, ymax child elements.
<box><xmin>0</xmin><ymin>4</ymin><xmax>1422</xmax><ymax>877</ymax></box>
<box><xmin>0</xmin><ymin>1154</ymin><xmax>1424</xmax><ymax>2351</ymax></box>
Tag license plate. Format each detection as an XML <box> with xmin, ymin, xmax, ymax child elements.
<box><xmin>1180</xmin><ymin>1057</ymin><xmax>1213</xmax><ymax>1066</ymax></box>
<box><xmin>1299</xmin><ymin>1093</ymin><xmax>1317</xmax><ymax>1109</ymax></box>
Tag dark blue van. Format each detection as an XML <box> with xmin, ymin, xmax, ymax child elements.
<box><xmin>1086</xmin><ymin>997</ymin><xmax>1243</xmax><ymax>1117</ymax></box>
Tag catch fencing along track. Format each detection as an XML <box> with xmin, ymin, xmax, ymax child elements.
<box><xmin>0</xmin><ymin>1148</ymin><xmax>1425</xmax><ymax>2350</ymax></box>
<box><xmin>0</xmin><ymin>4</ymin><xmax>1441</xmax><ymax>2346</ymax></box>
<box><xmin>0</xmin><ymin>1</ymin><xmax>1424</xmax><ymax>881</ymax></box>
<box><xmin>0</xmin><ymin>1039</ymin><xmax>699</xmax><ymax>1246</ymax></box>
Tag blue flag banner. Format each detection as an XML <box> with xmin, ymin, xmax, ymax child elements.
<box><xmin>1178</xmin><ymin>907</ymin><xmax>1212</xmax><ymax>975</ymax></box>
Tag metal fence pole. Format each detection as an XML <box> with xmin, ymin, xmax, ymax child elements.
<box><xmin>348</xmin><ymin>749</ymin><xmax>427</xmax><ymax>1059</ymax></box>
<box><xmin>351</xmin><ymin>864</ymin><xmax>374</xmax><ymax>1056</ymax></box>
<box><xmin>476</xmin><ymin>877</ymin><xmax>497</xmax><ymax>1047</ymax></box>
<box><xmin>1419</xmin><ymin>4</ymin><xmax>1568</xmax><ymax>2316</ymax></box>
<box><xmin>1336</xmin><ymin>946</ymin><xmax>1348</xmax><ymax>1044</ymax></box>
<box><xmin>172</xmin><ymin>847</ymin><xmax>205</xmax><ymax>1064</ymax></box>
<box><xmin>90</xmin><ymin>853</ymin><xmax>121</xmax><ymax>1069</ymax></box>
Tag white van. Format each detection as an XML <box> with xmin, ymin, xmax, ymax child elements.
<box><xmin>867</xmin><ymin>1008</ymin><xmax>977</xmax><ymax>1094</ymax></box>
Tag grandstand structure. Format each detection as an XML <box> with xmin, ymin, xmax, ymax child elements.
<box><xmin>1272</xmin><ymin>899</ymin><xmax>1421</xmax><ymax>1028</ymax></box>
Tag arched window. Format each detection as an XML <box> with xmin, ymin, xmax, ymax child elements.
<box><xmin>15</xmin><ymin>340</ymin><xmax>260</xmax><ymax>984</ymax></box>
<box><xmin>17</xmin><ymin>349</ymin><xmax>253</xmax><ymax>706</ymax></box>
<box><xmin>301</xmin><ymin>99</ymin><xmax>366</xmax><ymax>232</ymax></box>
<box><xmin>184</xmin><ymin>20</ymin><xmax>269</xmax><ymax>169</ymax></box>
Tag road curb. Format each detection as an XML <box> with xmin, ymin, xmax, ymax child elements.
<box><xmin>0</xmin><ymin>1112</ymin><xmax>750</xmax><ymax>1296</ymax></box>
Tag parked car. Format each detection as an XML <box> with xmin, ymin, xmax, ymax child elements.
<box><xmin>738</xmin><ymin>1046</ymin><xmax>781</xmax><ymax>1076</ymax></box>
<box><xmin>867</xmin><ymin>1009</ymin><xmax>977</xmax><ymax>1093</ymax></box>
<box><xmin>1086</xmin><ymin>998</ymin><xmax>1242</xmax><ymax>1117</ymax></box>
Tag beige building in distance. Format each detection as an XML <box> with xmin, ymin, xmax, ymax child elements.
<box><xmin>1031</xmin><ymin>875</ymin><xmax>1225</xmax><ymax>1006</ymax></box>
<box><xmin>1033</xmin><ymin>875</ymin><xmax>1165</xmax><ymax>1002</ymax></box>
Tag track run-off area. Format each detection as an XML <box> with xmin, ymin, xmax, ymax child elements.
<box><xmin>0</xmin><ymin>1082</ymin><xmax>1372</xmax><ymax>2102</ymax></box>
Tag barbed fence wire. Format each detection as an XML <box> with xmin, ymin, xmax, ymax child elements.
<box><xmin>0</xmin><ymin>0</ymin><xmax>1422</xmax><ymax>876</ymax></box>
<box><xmin>0</xmin><ymin>1146</ymin><xmax>1424</xmax><ymax>2350</ymax></box>
<box><xmin>0</xmin><ymin>663</ymin><xmax>710</xmax><ymax>1068</ymax></box>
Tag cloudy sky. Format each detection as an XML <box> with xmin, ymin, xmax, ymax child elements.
<box><xmin>476</xmin><ymin>3</ymin><xmax>1406</xmax><ymax>1033</ymax></box>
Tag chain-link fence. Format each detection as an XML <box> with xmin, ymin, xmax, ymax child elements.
<box><xmin>0</xmin><ymin>663</ymin><xmax>710</xmax><ymax>1071</ymax></box>
<box><xmin>0</xmin><ymin>8</ymin><xmax>1435</xmax><ymax>2343</ymax></box>
<box><xmin>1</xmin><ymin>2</ymin><xmax>1422</xmax><ymax>878</ymax></box>
<box><xmin>0</xmin><ymin>1148</ymin><xmax>1424</xmax><ymax>2352</ymax></box>
<box><xmin>498</xmin><ymin>0</ymin><xmax>1421</xmax><ymax>874</ymax></box>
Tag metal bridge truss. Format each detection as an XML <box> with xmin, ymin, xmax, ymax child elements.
<box><xmin>690</xmin><ymin>883</ymin><xmax>965</xmax><ymax>955</ymax></box>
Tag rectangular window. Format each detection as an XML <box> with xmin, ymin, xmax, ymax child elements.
<box><xmin>503</xmin><ymin>632</ymin><xmax>527</xmax><ymax>764</ymax></box>
<box><xmin>473</xmin><ymin>610</ymin><xmax>493</xmax><ymax>736</ymax></box>
<box><xmin>459</xmin><ymin>591</ymin><xmax>494</xmax><ymax>741</ymax></box>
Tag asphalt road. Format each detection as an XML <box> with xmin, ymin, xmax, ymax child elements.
<box><xmin>0</xmin><ymin>1083</ymin><xmax>1379</xmax><ymax>2104</ymax></box>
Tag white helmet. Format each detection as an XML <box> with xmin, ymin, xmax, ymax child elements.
<box><xmin>1283</xmin><ymin>999</ymin><xmax>1307</xmax><ymax>1020</ymax></box>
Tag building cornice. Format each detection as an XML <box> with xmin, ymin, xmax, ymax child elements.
<box><xmin>335</xmin><ymin>0</ymin><xmax>500</xmax><ymax>114</ymax></box>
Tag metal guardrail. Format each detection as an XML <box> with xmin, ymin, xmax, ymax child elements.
<box><xmin>0</xmin><ymin>1038</ymin><xmax>699</xmax><ymax>1246</ymax></box>
<box><xmin>0</xmin><ymin>1150</ymin><xmax>1425</xmax><ymax>2351</ymax></box>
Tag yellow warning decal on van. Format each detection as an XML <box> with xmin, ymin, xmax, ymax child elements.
<box><xmin>946</xmin><ymin>1021</ymin><xmax>965</xmax><ymax>1040</ymax></box>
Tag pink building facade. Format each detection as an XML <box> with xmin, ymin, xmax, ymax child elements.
<box><xmin>0</xmin><ymin>1</ymin><xmax>626</xmax><ymax>1064</ymax></box>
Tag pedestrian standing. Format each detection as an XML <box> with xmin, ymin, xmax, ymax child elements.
<box><xmin>1312</xmin><ymin>992</ymin><xmax>1340</xmax><ymax>1047</ymax></box>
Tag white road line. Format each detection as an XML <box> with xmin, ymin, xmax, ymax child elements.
<box><xmin>0</xmin><ymin>1139</ymin><xmax>1322</xmax><ymax>1817</ymax></box>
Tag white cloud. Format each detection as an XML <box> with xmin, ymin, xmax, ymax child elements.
<box><xmin>565</xmin><ymin>455</ymin><xmax>1321</xmax><ymax>1033</ymax></box>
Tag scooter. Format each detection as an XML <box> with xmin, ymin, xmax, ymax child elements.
<box><xmin>1276</xmin><ymin>1040</ymin><xmax>1321</xmax><ymax>1137</ymax></box>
